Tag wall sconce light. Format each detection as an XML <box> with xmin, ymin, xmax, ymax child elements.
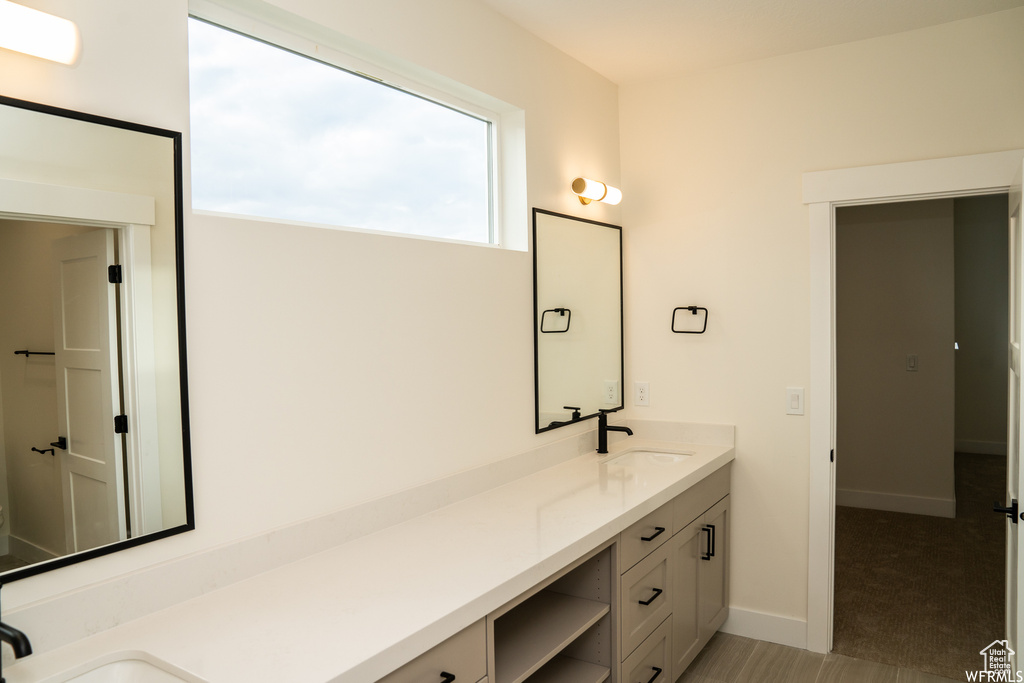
<box><xmin>0</xmin><ymin>0</ymin><xmax>80</xmax><ymax>65</ymax></box>
<box><xmin>571</xmin><ymin>177</ymin><xmax>622</xmax><ymax>206</ymax></box>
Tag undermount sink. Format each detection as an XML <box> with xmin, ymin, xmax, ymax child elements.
<box><xmin>43</xmin><ymin>651</ymin><xmax>206</xmax><ymax>683</ymax></box>
<box><xmin>632</xmin><ymin>449</ymin><xmax>694</xmax><ymax>463</ymax></box>
<box><xmin>601</xmin><ymin>448</ymin><xmax>695</xmax><ymax>465</ymax></box>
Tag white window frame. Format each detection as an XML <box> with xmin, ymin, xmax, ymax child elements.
<box><xmin>187</xmin><ymin>0</ymin><xmax>527</xmax><ymax>250</ymax></box>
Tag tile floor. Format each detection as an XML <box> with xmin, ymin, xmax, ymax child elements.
<box><xmin>680</xmin><ymin>633</ymin><xmax>963</xmax><ymax>683</ymax></box>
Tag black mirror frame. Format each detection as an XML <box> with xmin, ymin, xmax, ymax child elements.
<box><xmin>0</xmin><ymin>95</ymin><xmax>195</xmax><ymax>585</ymax></box>
<box><xmin>532</xmin><ymin>207</ymin><xmax>624</xmax><ymax>434</ymax></box>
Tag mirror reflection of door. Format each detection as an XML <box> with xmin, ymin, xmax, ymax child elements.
<box><xmin>52</xmin><ymin>228</ymin><xmax>128</xmax><ymax>554</ymax></box>
<box><xmin>0</xmin><ymin>221</ymin><xmax>135</xmax><ymax>569</ymax></box>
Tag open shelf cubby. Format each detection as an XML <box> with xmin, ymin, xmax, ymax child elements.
<box><xmin>491</xmin><ymin>545</ymin><xmax>614</xmax><ymax>683</ymax></box>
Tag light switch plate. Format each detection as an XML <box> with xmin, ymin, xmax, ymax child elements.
<box><xmin>907</xmin><ymin>354</ymin><xmax>919</xmax><ymax>372</ymax></box>
<box><xmin>786</xmin><ymin>387</ymin><xmax>804</xmax><ymax>415</ymax></box>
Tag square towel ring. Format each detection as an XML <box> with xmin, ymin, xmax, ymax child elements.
<box><xmin>671</xmin><ymin>306</ymin><xmax>708</xmax><ymax>334</ymax></box>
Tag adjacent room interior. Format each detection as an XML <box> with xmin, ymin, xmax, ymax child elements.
<box><xmin>834</xmin><ymin>194</ymin><xmax>1009</xmax><ymax>679</ymax></box>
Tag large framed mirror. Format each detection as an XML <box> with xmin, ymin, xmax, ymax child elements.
<box><xmin>0</xmin><ymin>96</ymin><xmax>193</xmax><ymax>584</ymax></box>
<box><xmin>533</xmin><ymin>208</ymin><xmax>623</xmax><ymax>432</ymax></box>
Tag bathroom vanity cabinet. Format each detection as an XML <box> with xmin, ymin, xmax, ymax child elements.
<box><xmin>619</xmin><ymin>464</ymin><xmax>730</xmax><ymax>683</ymax></box>
<box><xmin>382</xmin><ymin>462</ymin><xmax>731</xmax><ymax>683</ymax></box>
<box><xmin>6</xmin><ymin>433</ymin><xmax>734</xmax><ymax>683</ymax></box>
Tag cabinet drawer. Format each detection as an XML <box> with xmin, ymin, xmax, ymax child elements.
<box><xmin>378</xmin><ymin>620</ymin><xmax>486</xmax><ymax>683</ymax></box>
<box><xmin>620</xmin><ymin>501</ymin><xmax>674</xmax><ymax>572</ymax></box>
<box><xmin>673</xmin><ymin>463</ymin><xmax>730</xmax><ymax>532</ymax></box>
<box><xmin>622</xmin><ymin>617</ymin><xmax>671</xmax><ymax>683</ymax></box>
<box><xmin>621</xmin><ymin>542</ymin><xmax>672</xmax><ymax>658</ymax></box>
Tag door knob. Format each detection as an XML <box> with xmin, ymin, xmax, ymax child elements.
<box><xmin>994</xmin><ymin>498</ymin><xmax>1018</xmax><ymax>524</ymax></box>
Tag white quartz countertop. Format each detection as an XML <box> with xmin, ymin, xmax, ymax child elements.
<box><xmin>7</xmin><ymin>438</ymin><xmax>733</xmax><ymax>683</ymax></box>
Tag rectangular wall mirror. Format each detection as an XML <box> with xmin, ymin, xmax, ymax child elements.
<box><xmin>0</xmin><ymin>96</ymin><xmax>193</xmax><ymax>584</ymax></box>
<box><xmin>533</xmin><ymin>208</ymin><xmax>623</xmax><ymax>432</ymax></box>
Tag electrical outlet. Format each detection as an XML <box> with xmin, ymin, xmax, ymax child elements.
<box><xmin>604</xmin><ymin>380</ymin><xmax>618</xmax><ymax>404</ymax></box>
<box><xmin>635</xmin><ymin>381</ymin><xmax>650</xmax><ymax>406</ymax></box>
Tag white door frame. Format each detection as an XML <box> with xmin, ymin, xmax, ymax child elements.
<box><xmin>0</xmin><ymin>177</ymin><xmax>164</xmax><ymax>536</ymax></box>
<box><xmin>803</xmin><ymin>149</ymin><xmax>1024</xmax><ymax>654</ymax></box>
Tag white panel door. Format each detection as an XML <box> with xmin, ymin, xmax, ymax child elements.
<box><xmin>52</xmin><ymin>229</ymin><xmax>126</xmax><ymax>553</ymax></box>
<box><xmin>1008</xmin><ymin>160</ymin><xmax>1024</xmax><ymax>667</ymax></box>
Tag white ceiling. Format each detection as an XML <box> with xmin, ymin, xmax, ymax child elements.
<box><xmin>475</xmin><ymin>0</ymin><xmax>1024</xmax><ymax>84</ymax></box>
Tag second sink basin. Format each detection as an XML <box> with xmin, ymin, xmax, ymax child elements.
<box><xmin>43</xmin><ymin>651</ymin><xmax>206</xmax><ymax>683</ymax></box>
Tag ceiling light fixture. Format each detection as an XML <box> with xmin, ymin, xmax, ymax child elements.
<box><xmin>571</xmin><ymin>177</ymin><xmax>622</xmax><ymax>206</ymax></box>
<box><xmin>0</xmin><ymin>0</ymin><xmax>80</xmax><ymax>65</ymax></box>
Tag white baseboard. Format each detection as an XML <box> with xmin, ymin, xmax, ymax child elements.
<box><xmin>721</xmin><ymin>608</ymin><xmax>808</xmax><ymax>649</ymax></box>
<box><xmin>955</xmin><ymin>439</ymin><xmax>1007</xmax><ymax>456</ymax></box>
<box><xmin>836</xmin><ymin>488</ymin><xmax>956</xmax><ymax>518</ymax></box>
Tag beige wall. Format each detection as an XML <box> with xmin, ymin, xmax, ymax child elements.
<box><xmin>954</xmin><ymin>194</ymin><xmax>1009</xmax><ymax>454</ymax></box>
<box><xmin>620</xmin><ymin>7</ymin><xmax>1024</xmax><ymax>623</ymax></box>
<box><xmin>835</xmin><ymin>200</ymin><xmax>956</xmax><ymax>515</ymax></box>
<box><xmin>0</xmin><ymin>221</ymin><xmax>95</xmax><ymax>557</ymax></box>
<box><xmin>1</xmin><ymin>0</ymin><xmax>622</xmax><ymax>608</ymax></box>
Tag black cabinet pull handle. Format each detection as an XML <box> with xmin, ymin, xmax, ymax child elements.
<box><xmin>439</xmin><ymin>673</ymin><xmax>455</xmax><ymax>683</ymax></box>
<box><xmin>641</xmin><ymin>526</ymin><xmax>665</xmax><ymax>542</ymax></box>
<box><xmin>641</xmin><ymin>666</ymin><xmax>663</xmax><ymax>683</ymax></box>
<box><xmin>707</xmin><ymin>523</ymin><xmax>716</xmax><ymax>558</ymax></box>
<box><xmin>638</xmin><ymin>587</ymin><xmax>663</xmax><ymax>605</ymax></box>
<box><xmin>701</xmin><ymin>526</ymin><xmax>712</xmax><ymax>561</ymax></box>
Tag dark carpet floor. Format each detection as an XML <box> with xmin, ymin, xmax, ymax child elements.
<box><xmin>832</xmin><ymin>453</ymin><xmax>1006</xmax><ymax>681</ymax></box>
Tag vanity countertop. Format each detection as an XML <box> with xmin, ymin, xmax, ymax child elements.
<box><xmin>7</xmin><ymin>438</ymin><xmax>734</xmax><ymax>683</ymax></box>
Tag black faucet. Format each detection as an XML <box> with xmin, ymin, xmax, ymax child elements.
<box><xmin>0</xmin><ymin>620</ymin><xmax>31</xmax><ymax>683</ymax></box>
<box><xmin>597</xmin><ymin>408</ymin><xmax>633</xmax><ymax>454</ymax></box>
<box><xmin>0</xmin><ymin>620</ymin><xmax>31</xmax><ymax>658</ymax></box>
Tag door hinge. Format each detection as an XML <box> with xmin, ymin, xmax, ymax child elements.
<box><xmin>114</xmin><ymin>414</ymin><xmax>128</xmax><ymax>434</ymax></box>
<box><xmin>108</xmin><ymin>265</ymin><xmax>123</xmax><ymax>284</ymax></box>
<box><xmin>830</xmin><ymin>449</ymin><xmax>834</xmax><ymax>463</ymax></box>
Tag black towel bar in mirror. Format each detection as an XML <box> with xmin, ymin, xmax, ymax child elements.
<box><xmin>14</xmin><ymin>350</ymin><xmax>55</xmax><ymax>357</ymax></box>
<box><xmin>540</xmin><ymin>307</ymin><xmax>572</xmax><ymax>333</ymax></box>
<box><xmin>672</xmin><ymin>306</ymin><xmax>708</xmax><ymax>334</ymax></box>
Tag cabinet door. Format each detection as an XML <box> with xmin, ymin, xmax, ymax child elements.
<box><xmin>698</xmin><ymin>496</ymin><xmax>729</xmax><ymax>640</ymax></box>
<box><xmin>670</xmin><ymin>517</ymin><xmax>703</xmax><ymax>674</ymax></box>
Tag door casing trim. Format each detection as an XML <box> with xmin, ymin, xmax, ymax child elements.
<box><xmin>803</xmin><ymin>148</ymin><xmax>1024</xmax><ymax>653</ymax></box>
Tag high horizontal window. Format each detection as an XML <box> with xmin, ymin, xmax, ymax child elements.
<box><xmin>187</xmin><ymin>17</ymin><xmax>494</xmax><ymax>244</ymax></box>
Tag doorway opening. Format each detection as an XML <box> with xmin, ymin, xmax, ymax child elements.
<box><xmin>804</xmin><ymin>149</ymin><xmax>1024</xmax><ymax>666</ymax></box>
<box><xmin>832</xmin><ymin>195</ymin><xmax>1008</xmax><ymax>678</ymax></box>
